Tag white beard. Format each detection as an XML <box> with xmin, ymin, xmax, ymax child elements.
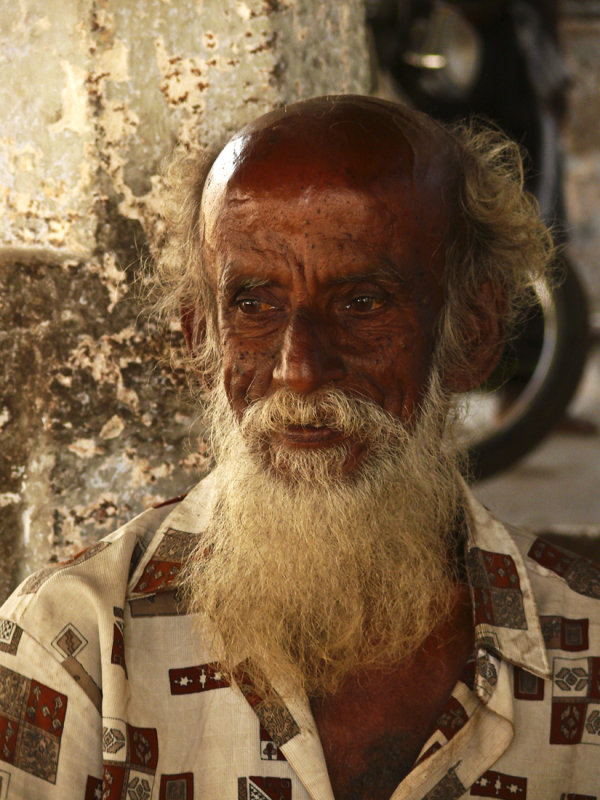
<box><xmin>180</xmin><ymin>374</ymin><xmax>464</xmax><ymax>697</ymax></box>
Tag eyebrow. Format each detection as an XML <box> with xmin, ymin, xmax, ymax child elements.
<box><xmin>218</xmin><ymin>259</ymin><xmax>409</xmax><ymax>297</ymax></box>
<box><xmin>324</xmin><ymin>261</ymin><xmax>408</xmax><ymax>289</ymax></box>
<box><xmin>218</xmin><ymin>264</ymin><xmax>272</xmax><ymax>297</ymax></box>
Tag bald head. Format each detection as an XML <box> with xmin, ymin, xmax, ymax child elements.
<box><xmin>200</xmin><ymin>95</ymin><xmax>460</xmax><ymax>248</ymax></box>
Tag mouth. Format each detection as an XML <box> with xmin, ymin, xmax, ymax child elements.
<box><xmin>274</xmin><ymin>424</ymin><xmax>347</xmax><ymax>448</ymax></box>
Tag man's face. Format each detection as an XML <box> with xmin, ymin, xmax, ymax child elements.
<box><xmin>197</xmin><ymin>100</ymin><xmax>455</xmax><ymax>474</ymax></box>
<box><xmin>202</xmin><ymin>180</ymin><xmax>445</xmax><ymax>470</ymax></box>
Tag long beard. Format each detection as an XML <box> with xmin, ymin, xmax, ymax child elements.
<box><xmin>180</xmin><ymin>375</ymin><xmax>464</xmax><ymax>698</ymax></box>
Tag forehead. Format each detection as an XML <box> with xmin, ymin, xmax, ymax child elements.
<box><xmin>208</xmin><ymin>189</ymin><xmax>443</xmax><ymax>287</ymax></box>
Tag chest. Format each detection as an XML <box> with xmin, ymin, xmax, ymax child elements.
<box><xmin>309</xmin><ymin>606</ymin><xmax>474</xmax><ymax>800</ymax></box>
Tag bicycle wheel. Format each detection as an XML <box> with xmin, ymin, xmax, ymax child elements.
<box><xmin>459</xmin><ymin>256</ymin><xmax>590</xmax><ymax>480</ymax></box>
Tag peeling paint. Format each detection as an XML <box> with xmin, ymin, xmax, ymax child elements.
<box><xmin>154</xmin><ymin>36</ymin><xmax>210</xmax><ymax>109</ymax></box>
<box><xmin>100</xmin><ymin>414</ymin><xmax>125</xmax><ymax>439</ymax></box>
<box><xmin>68</xmin><ymin>438</ymin><xmax>106</xmax><ymax>458</ymax></box>
<box><xmin>48</xmin><ymin>60</ymin><xmax>91</xmax><ymax>136</ymax></box>
<box><xmin>96</xmin><ymin>38</ymin><xmax>130</xmax><ymax>83</ymax></box>
<box><xmin>0</xmin><ymin>494</ymin><xmax>21</xmax><ymax>508</ymax></box>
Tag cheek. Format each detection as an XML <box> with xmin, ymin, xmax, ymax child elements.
<box><xmin>222</xmin><ymin>343</ymin><xmax>277</xmax><ymax>413</ymax></box>
<box><xmin>222</xmin><ymin>349</ymin><xmax>252</xmax><ymax>412</ymax></box>
<box><xmin>369</xmin><ymin>327</ymin><xmax>437</xmax><ymax>420</ymax></box>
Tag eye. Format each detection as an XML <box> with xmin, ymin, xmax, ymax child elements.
<box><xmin>237</xmin><ymin>298</ymin><xmax>278</xmax><ymax>314</ymax></box>
<box><xmin>344</xmin><ymin>295</ymin><xmax>386</xmax><ymax>312</ymax></box>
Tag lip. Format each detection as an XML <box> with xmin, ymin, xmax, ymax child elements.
<box><xmin>274</xmin><ymin>425</ymin><xmax>346</xmax><ymax>448</ymax></box>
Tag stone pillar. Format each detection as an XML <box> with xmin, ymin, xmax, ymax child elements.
<box><xmin>0</xmin><ymin>0</ymin><xmax>371</xmax><ymax>598</ymax></box>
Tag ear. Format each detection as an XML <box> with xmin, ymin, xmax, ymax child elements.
<box><xmin>444</xmin><ymin>281</ymin><xmax>506</xmax><ymax>393</ymax></box>
<box><xmin>180</xmin><ymin>303</ymin><xmax>206</xmax><ymax>355</ymax></box>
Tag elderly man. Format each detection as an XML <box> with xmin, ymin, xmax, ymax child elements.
<box><xmin>0</xmin><ymin>96</ymin><xmax>598</xmax><ymax>800</ymax></box>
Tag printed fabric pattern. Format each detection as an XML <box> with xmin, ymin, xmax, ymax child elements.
<box><xmin>0</xmin><ymin>476</ymin><xmax>597</xmax><ymax>799</ymax></box>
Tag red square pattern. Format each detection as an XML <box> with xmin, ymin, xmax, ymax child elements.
<box><xmin>102</xmin><ymin>764</ymin><xmax>126</xmax><ymax>800</ymax></box>
<box><xmin>479</xmin><ymin>551</ymin><xmax>521</xmax><ymax>589</ymax></box>
<box><xmin>541</xmin><ymin>616</ymin><xmax>589</xmax><ymax>652</ymax></box>
<box><xmin>239</xmin><ymin>777</ymin><xmax>292</xmax><ymax>800</ymax></box>
<box><xmin>133</xmin><ymin>561</ymin><xmax>181</xmax><ymax>595</ymax></box>
<box><xmin>127</xmin><ymin>725</ymin><xmax>159</xmax><ymax>771</ymax></box>
<box><xmin>470</xmin><ymin>770</ymin><xmax>527</xmax><ymax>798</ymax></box>
<box><xmin>25</xmin><ymin>680</ymin><xmax>67</xmax><ymax>736</ymax></box>
<box><xmin>0</xmin><ymin>667</ymin><xmax>68</xmax><ymax>783</ymax></box>
<box><xmin>0</xmin><ymin>716</ymin><xmax>18</xmax><ymax>763</ymax></box>
<box><xmin>160</xmin><ymin>772</ymin><xmax>194</xmax><ymax>799</ymax></box>
<box><xmin>528</xmin><ymin>539</ymin><xmax>575</xmax><ymax>577</ymax></box>
<box><xmin>589</xmin><ymin>658</ymin><xmax>600</xmax><ymax>700</ymax></box>
<box><xmin>85</xmin><ymin>775</ymin><xmax>102</xmax><ymax>800</ymax></box>
<box><xmin>551</xmin><ymin>702</ymin><xmax>588</xmax><ymax>744</ymax></box>
<box><xmin>513</xmin><ymin>667</ymin><xmax>545</xmax><ymax>701</ymax></box>
<box><xmin>169</xmin><ymin>663</ymin><xmax>230</xmax><ymax>695</ymax></box>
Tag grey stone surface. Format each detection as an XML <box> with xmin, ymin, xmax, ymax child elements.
<box><xmin>474</xmin><ymin>340</ymin><xmax>600</xmax><ymax>542</ymax></box>
<box><xmin>0</xmin><ymin>0</ymin><xmax>95</xmax><ymax>258</ymax></box>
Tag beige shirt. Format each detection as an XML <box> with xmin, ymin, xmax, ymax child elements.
<box><xmin>0</xmin><ymin>473</ymin><xmax>599</xmax><ymax>800</ymax></box>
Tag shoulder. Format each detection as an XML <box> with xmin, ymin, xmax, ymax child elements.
<box><xmin>0</xmin><ymin>499</ymin><xmax>181</xmax><ymax>673</ymax></box>
<box><xmin>0</xmin><ymin>479</ymin><xmax>218</xmax><ymax>793</ymax></box>
<box><xmin>0</xmin><ymin>472</ymin><xmax>217</xmax><ymax>659</ymax></box>
<box><xmin>464</xmin><ymin>488</ymin><xmax>600</xmax><ymax>663</ymax></box>
<box><xmin>509</xmin><ymin>526</ymin><xmax>600</xmax><ymax>650</ymax></box>
<box><xmin>465</xmin><ymin>487</ymin><xmax>600</xmax><ymax>610</ymax></box>
<box><xmin>509</xmin><ymin>525</ymin><xmax>600</xmax><ymax>604</ymax></box>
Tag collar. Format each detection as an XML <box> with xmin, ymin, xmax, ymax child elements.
<box><xmin>462</xmin><ymin>484</ymin><xmax>551</xmax><ymax>681</ymax></box>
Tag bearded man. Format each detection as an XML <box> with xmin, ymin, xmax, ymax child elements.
<box><xmin>0</xmin><ymin>96</ymin><xmax>598</xmax><ymax>800</ymax></box>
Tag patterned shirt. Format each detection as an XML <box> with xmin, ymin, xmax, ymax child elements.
<box><xmin>0</xmin><ymin>473</ymin><xmax>599</xmax><ymax>800</ymax></box>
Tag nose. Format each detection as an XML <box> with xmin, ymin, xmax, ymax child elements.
<box><xmin>271</xmin><ymin>310</ymin><xmax>346</xmax><ymax>394</ymax></box>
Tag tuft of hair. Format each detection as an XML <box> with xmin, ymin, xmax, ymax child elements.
<box><xmin>143</xmin><ymin>143</ymin><xmax>223</xmax><ymax>393</ymax></box>
<box><xmin>437</xmin><ymin>119</ymin><xmax>555</xmax><ymax>382</ymax></box>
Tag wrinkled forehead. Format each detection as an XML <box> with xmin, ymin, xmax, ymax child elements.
<box><xmin>200</xmin><ymin>96</ymin><xmax>459</xmax><ymax>244</ymax></box>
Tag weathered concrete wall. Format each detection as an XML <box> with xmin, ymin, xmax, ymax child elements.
<box><xmin>0</xmin><ymin>0</ymin><xmax>371</xmax><ymax>599</ymax></box>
